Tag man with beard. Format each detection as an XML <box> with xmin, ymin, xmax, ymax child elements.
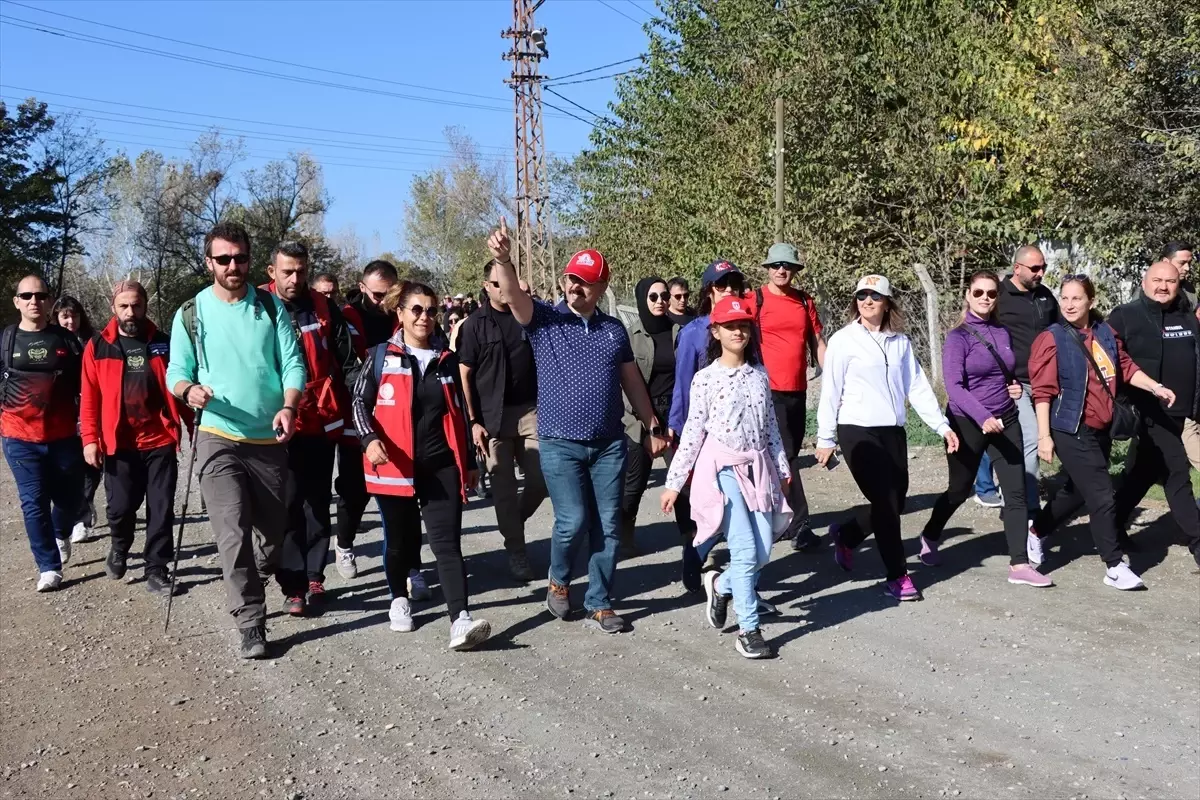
<box><xmin>166</xmin><ymin>222</ymin><xmax>306</xmax><ymax>658</ymax></box>
<box><xmin>263</xmin><ymin>242</ymin><xmax>356</xmax><ymax>614</ymax></box>
<box><xmin>1163</xmin><ymin>241</ymin><xmax>1195</xmax><ymax>309</ymax></box>
<box><xmin>81</xmin><ymin>281</ymin><xmax>188</xmax><ymax>596</ymax></box>
<box><xmin>1109</xmin><ymin>261</ymin><xmax>1200</xmax><ymax>571</ymax></box>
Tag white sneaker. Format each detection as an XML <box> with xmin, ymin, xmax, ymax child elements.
<box><xmin>335</xmin><ymin>545</ymin><xmax>358</xmax><ymax>580</ymax></box>
<box><xmin>448</xmin><ymin>611</ymin><xmax>491</xmax><ymax>651</ymax></box>
<box><xmin>69</xmin><ymin>521</ymin><xmax>89</xmax><ymax>544</ymax></box>
<box><xmin>1104</xmin><ymin>562</ymin><xmax>1145</xmax><ymax>591</ymax></box>
<box><xmin>1026</xmin><ymin>523</ymin><xmax>1044</xmax><ymax>566</ymax></box>
<box><xmin>36</xmin><ymin>571</ymin><xmax>63</xmax><ymax>592</ymax></box>
<box><xmin>407</xmin><ymin>570</ymin><xmax>431</xmax><ymax>601</ymax></box>
<box><xmin>56</xmin><ymin>538</ymin><xmax>72</xmax><ymax>566</ymax></box>
<box><xmin>388</xmin><ymin>597</ymin><xmax>413</xmax><ymax>632</ymax></box>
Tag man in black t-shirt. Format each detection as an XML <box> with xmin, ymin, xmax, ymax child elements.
<box><xmin>457</xmin><ymin>259</ymin><xmax>546</xmax><ymax>582</ymax></box>
<box><xmin>1109</xmin><ymin>262</ymin><xmax>1200</xmax><ymax>570</ymax></box>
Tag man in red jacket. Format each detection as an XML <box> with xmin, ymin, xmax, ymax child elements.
<box><xmin>81</xmin><ymin>281</ymin><xmax>188</xmax><ymax>596</ymax></box>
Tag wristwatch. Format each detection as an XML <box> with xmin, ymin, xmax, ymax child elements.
<box><xmin>650</xmin><ymin>424</ymin><xmax>664</xmax><ymax>437</ymax></box>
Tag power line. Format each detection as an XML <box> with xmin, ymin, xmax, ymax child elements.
<box><xmin>546</xmin><ymin>56</ymin><xmax>643</xmax><ymax>82</ymax></box>
<box><xmin>541</xmin><ymin>98</ymin><xmax>602</xmax><ymax>127</ymax></box>
<box><xmin>1</xmin><ymin>0</ymin><xmax>507</xmax><ymax>103</ymax></box>
<box><xmin>595</xmin><ymin>0</ymin><xmax>644</xmax><ymax>26</ymax></box>
<box><xmin>622</xmin><ymin>0</ymin><xmax>657</xmax><ymax>19</ymax></box>
<box><xmin>545</xmin><ymin>68</ymin><xmax>642</xmax><ymax>87</ymax></box>
<box><xmin>543</xmin><ymin>87</ymin><xmax>612</xmax><ymax>126</ymax></box>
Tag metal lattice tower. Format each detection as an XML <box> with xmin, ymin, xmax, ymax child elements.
<box><xmin>502</xmin><ymin>0</ymin><xmax>550</xmax><ymax>293</ymax></box>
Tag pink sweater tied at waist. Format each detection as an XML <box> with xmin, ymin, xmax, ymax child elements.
<box><xmin>688</xmin><ymin>438</ymin><xmax>792</xmax><ymax>547</ymax></box>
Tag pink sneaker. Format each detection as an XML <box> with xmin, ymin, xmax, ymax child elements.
<box><xmin>919</xmin><ymin>536</ymin><xmax>940</xmax><ymax>566</ymax></box>
<box><xmin>831</xmin><ymin>524</ymin><xmax>853</xmax><ymax>572</ymax></box>
<box><xmin>1008</xmin><ymin>564</ymin><xmax>1053</xmax><ymax>588</ymax></box>
<box><xmin>884</xmin><ymin>575</ymin><xmax>920</xmax><ymax>601</ymax></box>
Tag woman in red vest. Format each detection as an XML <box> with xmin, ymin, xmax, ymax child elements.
<box><xmin>350</xmin><ymin>281</ymin><xmax>491</xmax><ymax>651</ymax></box>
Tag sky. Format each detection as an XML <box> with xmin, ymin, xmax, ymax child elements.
<box><xmin>0</xmin><ymin>0</ymin><xmax>654</xmax><ymax>255</ymax></box>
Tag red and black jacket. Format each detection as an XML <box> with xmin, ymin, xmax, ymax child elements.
<box><xmin>80</xmin><ymin>318</ymin><xmax>188</xmax><ymax>455</ymax></box>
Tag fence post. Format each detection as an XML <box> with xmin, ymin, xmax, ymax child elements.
<box><xmin>912</xmin><ymin>261</ymin><xmax>942</xmax><ymax>386</ymax></box>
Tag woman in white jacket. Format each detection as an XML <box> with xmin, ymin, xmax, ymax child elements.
<box><xmin>815</xmin><ymin>275</ymin><xmax>959</xmax><ymax>601</ymax></box>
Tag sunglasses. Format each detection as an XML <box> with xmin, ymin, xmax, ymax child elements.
<box><xmin>647</xmin><ymin>292</ymin><xmax>667</xmax><ymax>302</ymax></box>
<box><xmin>16</xmin><ymin>291</ymin><xmax>49</xmax><ymax>301</ymax></box>
<box><xmin>971</xmin><ymin>288</ymin><xmax>999</xmax><ymax>299</ymax></box>
<box><xmin>767</xmin><ymin>262</ymin><xmax>800</xmax><ymax>272</ymax></box>
<box><xmin>406</xmin><ymin>305</ymin><xmax>435</xmax><ymax>318</ymax></box>
<box><xmin>1016</xmin><ymin>261</ymin><xmax>1047</xmax><ymax>273</ymax></box>
<box><xmin>671</xmin><ymin>292</ymin><xmax>689</xmax><ymax>300</ymax></box>
<box><xmin>855</xmin><ymin>290</ymin><xmax>885</xmax><ymax>302</ymax></box>
<box><xmin>713</xmin><ymin>277</ymin><xmax>744</xmax><ymax>291</ymax></box>
<box><xmin>208</xmin><ymin>253</ymin><xmax>251</xmax><ymax>266</ymax></box>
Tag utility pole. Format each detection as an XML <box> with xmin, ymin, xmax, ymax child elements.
<box><xmin>773</xmin><ymin>0</ymin><xmax>785</xmax><ymax>243</ymax></box>
<box><xmin>502</xmin><ymin>0</ymin><xmax>551</xmax><ymax>293</ymax></box>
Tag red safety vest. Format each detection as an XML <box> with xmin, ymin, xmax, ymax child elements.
<box><xmin>263</xmin><ymin>283</ymin><xmax>346</xmax><ymax>440</ymax></box>
<box><xmin>362</xmin><ymin>343</ymin><xmax>470</xmax><ymax>501</ymax></box>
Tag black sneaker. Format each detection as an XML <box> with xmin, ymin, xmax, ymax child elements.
<box><xmin>583</xmin><ymin>609</ymin><xmax>626</xmax><ymax>634</ymax></box>
<box><xmin>546</xmin><ymin>580</ymin><xmax>570</xmax><ymax>620</ymax></box>
<box><xmin>104</xmin><ymin>547</ymin><xmax>128</xmax><ymax>580</ymax></box>
<box><xmin>735</xmin><ymin>628</ymin><xmax>774</xmax><ymax>659</ymax></box>
<box><xmin>145</xmin><ymin>570</ymin><xmax>174</xmax><ymax>597</ymax></box>
<box><xmin>239</xmin><ymin>625</ymin><xmax>267</xmax><ymax>659</ymax></box>
<box><xmin>790</xmin><ymin>525</ymin><xmax>823</xmax><ymax>553</ymax></box>
<box><xmin>703</xmin><ymin>569</ymin><xmax>730</xmax><ymax>629</ymax></box>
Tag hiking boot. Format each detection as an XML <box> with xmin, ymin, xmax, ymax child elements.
<box><xmin>407</xmin><ymin>570</ymin><xmax>431</xmax><ymax>602</ymax></box>
<box><xmin>703</xmin><ymin>569</ymin><xmax>730</xmax><ymax>629</ymax></box>
<box><xmin>508</xmin><ymin>552</ymin><xmax>534</xmax><ymax>583</ymax></box>
<box><xmin>449</xmin><ymin>611</ymin><xmax>491</xmax><ymax>651</ymax></box>
<box><xmin>307</xmin><ymin>581</ymin><xmax>326</xmax><ymax>607</ymax></box>
<box><xmin>791</xmin><ymin>525</ymin><xmax>822</xmax><ymax>553</ymax></box>
<box><xmin>1026</xmin><ymin>525</ymin><xmax>1045</xmax><ymax>566</ymax></box>
<box><xmin>1103</xmin><ymin>562</ymin><xmax>1145</xmax><ymax>591</ymax></box>
<box><xmin>1008</xmin><ymin>564</ymin><xmax>1053</xmax><ymax>588</ymax></box>
<box><xmin>145</xmin><ymin>569</ymin><xmax>174</xmax><ymax>597</ymax></box>
<box><xmin>919</xmin><ymin>536</ymin><xmax>940</xmax><ymax>567</ymax></box>
<box><xmin>735</xmin><ymin>628</ymin><xmax>774</xmax><ymax>659</ymax></box>
<box><xmin>335</xmin><ymin>545</ymin><xmax>357</xmax><ymax>580</ymax></box>
<box><xmin>239</xmin><ymin>625</ymin><xmax>267</xmax><ymax>659</ymax></box>
<box><xmin>36</xmin><ymin>571</ymin><xmax>62</xmax><ymax>592</ymax></box>
<box><xmin>388</xmin><ymin>597</ymin><xmax>413</xmax><ymax>632</ymax></box>
<box><xmin>70</xmin><ymin>521</ymin><xmax>90</xmax><ymax>544</ymax></box>
<box><xmin>284</xmin><ymin>595</ymin><xmax>306</xmax><ymax>616</ymax></box>
<box><xmin>56</xmin><ymin>537</ymin><xmax>71</xmax><ymax>566</ymax></box>
<box><xmin>884</xmin><ymin>575</ymin><xmax>920</xmax><ymax>601</ymax></box>
<box><xmin>972</xmin><ymin>490</ymin><xmax>1003</xmax><ymax>508</ymax></box>
<box><xmin>104</xmin><ymin>546</ymin><xmax>128</xmax><ymax>580</ymax></box>
<box><xmin>546</xmin><ymin>580</ymin><xmax>570</xmax><ymax>620</ymax></box>
<box><xmin>756</xmin><ymin>594</ymin><xmax>780</xmax><ymax>616</ymax></box>
<box><xmin>583</xmin><ymin>609</ymin><xmax>625</xmax><ymax>634</ymax></box>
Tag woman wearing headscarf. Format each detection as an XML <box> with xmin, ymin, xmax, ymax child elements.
<box><xmin>52</xmin><ymin>295</ymin><xmax>100</xmax><ymax>544</ymax></box>
<box><xmin>620</xmin><ymin>277</ymin><xmax>694</xmax><ymax>559</ymax></box>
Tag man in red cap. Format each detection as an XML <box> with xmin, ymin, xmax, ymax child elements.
<box><xmin>486</xmin><ymin>219</ymin><xmax>668</xmax><ymax>633</ymax></box>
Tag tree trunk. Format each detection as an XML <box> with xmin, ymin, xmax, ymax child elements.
<box><xmin>912</xmin><ymin>261</ymin><xmax>942</xmax><ymax>386</ymax></box>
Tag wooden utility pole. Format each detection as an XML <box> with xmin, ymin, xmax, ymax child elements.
<box><xmin>774</xmin><ymin>75</ymin><xmax>784</xmax><ymax>243</ymax></box>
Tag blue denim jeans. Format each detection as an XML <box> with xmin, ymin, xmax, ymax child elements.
<box><xmin>540</xmin><ymin>436</ymin><xmax>627</xmax><ymax>613</ymax></box>
<box><xmin>974</xmin><ymin>451</ymin><xmax>997</xmax><ymax>496</ymax></box>
<box><xmin>2</xmin><ymin>436</ymin><xmax>86</xmax><ymax>572</ymax></box>
<box><xmin>713</xmin><ymin>468</ymin><xmax>773</xmax><ymax>634</ymax></box>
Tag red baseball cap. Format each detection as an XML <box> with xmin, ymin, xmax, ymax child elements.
<box><xmin>563</xmin><ymin>249</ymin><xmax>610</xmax><ymax>284</ymax></box>
<box><xmin>710</xmin><ymin>295</ymin><xmax>754</xmax><ymax>325</ymax></box>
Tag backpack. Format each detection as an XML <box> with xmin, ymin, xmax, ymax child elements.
<box><xmin>179</xmin><ymin>287</ymin><xmax>280</xmax><ymax>369</ymax></box>
<box><xmin>754</xmin><ymin>287</ymin><xmax>822</xmax><ymax>373</ymax></box>
<box><xmin>1</xmin><ymin>323</ymin><xmax>84</xmax><ymax>404</ymax></box>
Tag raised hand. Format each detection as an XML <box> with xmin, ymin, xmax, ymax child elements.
<box><xmin>487</xmin><ymin>217</ymin><xmax>512</xmax><ymax>263</ymax></box>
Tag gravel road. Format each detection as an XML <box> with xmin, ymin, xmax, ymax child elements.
<box><xmin>2</xmin><ymin>447</ymin><xmax>1198</xmax><ymax>800</ymax></box>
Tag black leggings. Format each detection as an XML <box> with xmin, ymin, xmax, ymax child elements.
<box><xmin>1033</xmin><ymin>426</ymin><xmax>1122</xmax><ymax>567</ymax></box>
<box><xmin>377</xmin><ymin>464</ymin><xmax>468</xmax><ymax>619</ymax></box>
<box><xmin>621</xmin><ymin>435</ymin><xmax>694</xmax><ymax>542</ymax></box>
<box><xmin>772</xmin><ymin>390</ymin><xmax>811</xmax><ymax>528</ymax></box>
<box><xmin>923</xmin><ymin>410</ymin><xmax>1028</xmax><ymax>565</ymax></box>
<box><xmin>836</xmin><ymin>424</ymin><xmax>909</xmax><ymax>581</ymax></box>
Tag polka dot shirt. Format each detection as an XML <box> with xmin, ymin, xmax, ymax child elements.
<box><xmin>525</xmin><ymin>301</ymin><xmax>634</xmax><ymax>441</ymax></box>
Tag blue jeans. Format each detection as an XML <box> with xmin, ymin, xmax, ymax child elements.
<box><xmin>974</xmin><ymin>452</ymin><xmax>997</xmax><ymax>496</ymax></box>
<box><xmin>3</xmin><ymin>436</ymin><xmax>86</xmax><ymax>572</ymax></box>
<box><xmin>713</xmin><ymin>468</ymin><xmax>773</xmax><ymax>633</ymax></box>
<box><xmin>540</xmin><ymin>436</ymin><xmax>627</xmax><ymax>613</ymax></box>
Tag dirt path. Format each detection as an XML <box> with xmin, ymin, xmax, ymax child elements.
<box><xmin>2</xmin><ymin>447</ymin><xmax>1198</xmax><ymax>800</ymax></box>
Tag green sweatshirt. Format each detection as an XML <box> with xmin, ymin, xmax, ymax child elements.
<box><xmin>166</xmin><ymin>286</ymin><xmax>307</xmax><ymax>443</ymax></box>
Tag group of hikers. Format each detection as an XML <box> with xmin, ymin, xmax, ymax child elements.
<box><xmin>2</xmin><ymin>219</ymin><xmax>1197</xmax><ymax>660</ymax></box>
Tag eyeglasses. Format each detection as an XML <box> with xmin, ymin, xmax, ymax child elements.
<box><xmin>855</xmin><ymin>290</ymin><xmax>885</xmax><ymax>302</ymax></box>
<box><xmin>1016</xmin><ymin>261</ymin><xmax>1047</xmax><ymax>273</ymax></box>
<box><xmin>647</xmin><ymin>292</ymin><xmax>666</xmax><ymax>302</ymax></box>
<box><xmin>406</xmin><ymin>305</ymin><xmax>435</xmax><ymax>318</ymax></box>
<box><xmin>971</xmin><ymin>288</ymin><xmax>999</xmax><ymax>299</ymax></box>
<box><xmin>16</xmin><ymin>291</ymin><xmax>49</xmax><ymax>302</ymax></box>
<box><xmin>671</xmin><ymin>292</ymin><xmax>689</xmax><ymax>300</ymax></box>
<box><xmin>767</xmin><ymin>263</ymin><xmax>800</xmax><ymax>272</ymax></box>
<box><xmin>208</xmin><ymin>253</ymin><xmax>251</xmax><ymax>266</ymax></box>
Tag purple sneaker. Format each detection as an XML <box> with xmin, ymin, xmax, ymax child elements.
<box><xmin>1008</xmin><ymin>564</ymin><xmax>1053</xmax><ymax>588</ymax></box>
<box><xmin>919</xmin><ymin>536</ymin><xmax>940</xmax><ymax>567</ymax></box>
<box><xmin>831</xmin><ymin>524</ymin><xmax>853</xmax><ymax>572</ymax></box>
<box><xmin>884</xmin><ymin>575</ymin><xmax>920</xmax><ymax>601</ymax></box>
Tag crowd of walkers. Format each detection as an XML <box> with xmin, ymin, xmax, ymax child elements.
<box><xmin>2</xmin><ymin>220</ymin><xmax>1198</xmax><ymax>660</ymax></box>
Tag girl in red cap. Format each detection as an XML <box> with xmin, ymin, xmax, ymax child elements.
<box><xmin>661</xmin><ymin>296</ymin><xmax>792</xmax><ymax>659</ymax></box>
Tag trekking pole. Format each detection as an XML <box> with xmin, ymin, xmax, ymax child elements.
<box><xmin>165</xmin><ymin>409</ymin><xmax>202</xmax><ymax>633</ymax></box>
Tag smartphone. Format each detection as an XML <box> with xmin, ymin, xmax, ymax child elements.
<box><xmin>825</xmin><ymin>452</ymin><xmax>839</xmax><ymax>470</ymax></box>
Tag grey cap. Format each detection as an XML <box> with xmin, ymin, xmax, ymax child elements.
<box><xmin>763</xmin><ymin>242</ymin><xmax>804</xmax><ymax>268</ymax></box>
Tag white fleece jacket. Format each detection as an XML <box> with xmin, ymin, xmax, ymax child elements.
<box><xmin>816</xmin><ymin>321</ymin><xmax>950</xmax><ymax>448</ymax></box>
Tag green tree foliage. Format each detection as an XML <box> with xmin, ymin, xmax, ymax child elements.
<box><xmin>0</xmin><ymin>99</ymin><xmax>60</xmax><ymax>299</ymax></box>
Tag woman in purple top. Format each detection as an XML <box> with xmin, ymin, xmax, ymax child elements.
<box><xmin>920</xmin><ymin>271</ymin><xmax>1052</xmax><ymax>587</ymax></box>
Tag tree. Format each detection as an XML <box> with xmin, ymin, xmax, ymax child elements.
<box><xmin>243</xmin><ymin>151</ymin><xmax>330</xmax><ymax>281</ymax></box>
<box><xmin>0</xmin><ymin>99</ymin><xmax>60</xmax><ymax>297</ymax></box>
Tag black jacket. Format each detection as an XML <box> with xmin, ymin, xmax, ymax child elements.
<box><xmin>995</xmin><ymin>277</ymin><xmax>1059</xmax><ymax>381</ymax></box>
<box><xmin>457</xmin><ymin>304</ymin><xmax>536</xmax><ymax>435</ymax></box>
<box><xmin>1108</xmin><ymin>292</ymin><xmax>1200</xmax><ymax>419</ymax></box>
<box><xmin>344</xmin><ymin>291</ymin><xmax>397</xmax><ymax>390</ymax></box>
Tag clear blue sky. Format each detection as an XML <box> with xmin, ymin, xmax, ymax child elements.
<box><xmin>0</xmin><ymin>0</ymin><xmax>653</xmax><ymax>254</ymax></box>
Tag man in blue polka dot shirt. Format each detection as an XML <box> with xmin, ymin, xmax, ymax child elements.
<box><xmin>487</xmin><ymin>219</ymin><xmax>668</xmax><ymax>634</ymax></box>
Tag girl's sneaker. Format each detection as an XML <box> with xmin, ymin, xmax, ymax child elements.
<box><xmin>884</xmin><ymin>575</ymin><xmax>920</xmax><ymax>601</ymax></box>
<box><xmin>1026</xmin><ymin>523</ymin><xmax>1045</xmax><ymax>566</ymax></box>
<box><xmin>735</xmin><ymin>628</ymin><xmax>774</xmax><ymax>659</ymax></box>
<box><xmin>1008</xmin><ymin>564</ymin><xmax>1053</xmax><ymax>587</ymax></box>
<box><xmin>703</xmin><ymin>569</ymin><xmax>730</xmax><ymax>629</ymax></box>
<box><xmin>407</xmin><ymin>570</ymin><xmax>432</xmax><ymax>601</ymax></box>
<box><xmin>919</xmin><ymin>536</ymin><xmax>940</xmax><ymax>567</ymax></box>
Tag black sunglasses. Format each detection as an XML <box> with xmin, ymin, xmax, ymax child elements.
<box><xmin>1016</xmin><ymin>261</ymin><xmax>1047</xmax><ymax>273</ymax></box>
<box><xmin>406</xmin><ymin>304</ymin><xmax>435</xmax><ymax>318</ymax></box>
<box><xmin>209</xmin><ymin>253</ymin><xmax>251</xmax><ymax>266</ymax></box>
<box><xmin>16</xmin><ymin>291</ymin><xmax>49</xmax><ymax>301</ymax></box>
<box><xmin>647</xmin><ymin>292</ymin><xmax>667</xmax><ymax>302</ymax></box>
<box><xmin>855</xmin><ymin>290</ymin><xmax>885</xmax><ymax>302</ymax></box>
<box><xmin>713</xmin><ymin>276</ymin><xmax>744</xmax><ymax>291</ymax></box>
<box><xmin>767</xmin><ymin>262</ymin><xmax>801</xmax><ymax>271</ymax></box>
<box><xmin>971</xmin><ymin>288</ymin><xmax>999</xmax><ymax>299</ymax></box>
<box><xmin>671</xmin><ymin>292</ymin><xmax>689</xmax><ymax>300</ymax></box>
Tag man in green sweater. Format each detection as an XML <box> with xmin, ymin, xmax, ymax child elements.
<box><xmin>166</xmin><ymin>222</ymin><xmax>307</xmax><ymax>659</ymax></box>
